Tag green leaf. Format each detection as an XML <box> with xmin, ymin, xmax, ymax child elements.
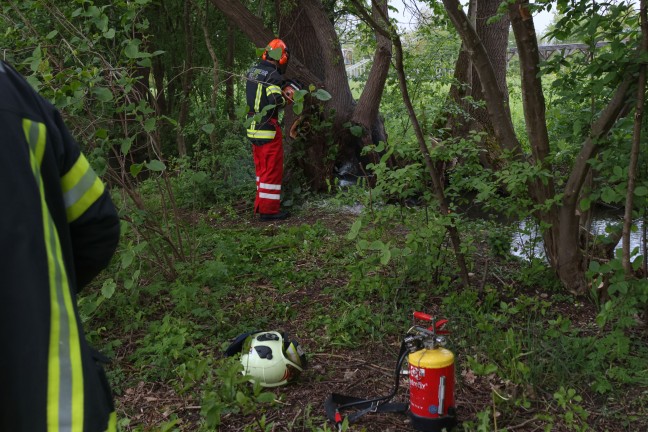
<box><xmin>235</xmin><ymin>104</ymin><xmax>249</xmax><ymax>119</ymax></box>
<box><xmin>613</xmin><ymin>165</ymin><xmax>623</xmax><ymax>177</ymax></box>
<box><xmin>380</xmin><ymin>248</ymin><xmax>391</xmax><ymax>265</ymax></box>
<box><xmin>101</xmin><ymin>279</ymin><xmax>116</xmax><ymax>299</ymax></box>
<box><xmin>146</xmin><ymin>159</ymin><xmax>166</xmax><ymax>172</ymax></box>
<box><xmin>588</xmin><ymin>260</ymin><xmax>600</xmax><ymax>272</ymax></box>
<box><xmin>369</xmin><ymin>240</ymin><xmax>385</xmax><ymax>250</ymax></box>
<box><xmin>349</xmin><ymin>125</ymin><xmax>363</xmax><ymax>137</ymax></box>
<box><xmin>579</xmin><ymin>197</ymin><xmax>591</xmax><ymax>211</ymax></box>
<box><xmin>267</xmin><ymin>47</ymin><xmax>282</xmax><ymax>62</ymax></box>
<box><xmin>130</xmin><ymin>163</ymin><xmax>144</xmax><ymax>177</ymax></box>
<box><xmin>312</xmin><ymin>88</ymin><xmax>332</xmax><ymax>101</ymax></box>
<box><xmin>202</xmin><ymin>123</ymin><xmax>215</xmax><ymax>134</ymax></box>
<box><xmin>103</xmin><ymin>28</ymin><xmax>116</xmax><ymax>39</ymax></box>
<box><xmin>137</xmin><ymin>58</ymin><xmax>152</xmax><ymax>68</ymax></box>
<box><xmin>143</xmin><ymin>117</ymin><xmax>156</xmax><ymax>132</ymax></box>
<box><xmin>634</xmin><ymin>186</ymin><xmax>648</xmax><ymax>197</ymax></box>
<box><xmin>46</xmin><ymin>30</ymin><xmax>59</xmax><ymax>39</ymax></box>
<box><xmin>121</xmin><ymin>249</ymin><xmax>134</xmax><ymax>269</ymax></box>
<box><xmin>347</xmin><ymin>219</ymin><xmax>362</xmax><ymax>240</ymax></box>
<box><xmin>92</xmin><ymin>87</ymin><xmax>113</xmax><ymax>102</ymax></box>
<box><xmin>235</xmin><ymin>390</ymin><xmax>249</xmax><ymax>404</ymax></box>
<box><xmin>601</xmin><ymin>187</ymin><xmax>620</xmax><ymax>203</ymax></box>
<box><xmin>125</xmin><ymin>39</ymin><xmax>141</xmax><ymax>59</ymax></box>
<box><xmin>256</xmin><ymin>392</ymin><xmax>276</xmax><ymax>403</ymax></box>
<box><xmin>206</xmin><ymin>407</ymin><xmax>221</xmax><ymax>427</ymax></box>
<box><xmin>120</xmin><ymin>137</ymin><xmax>133</xmax><ymax>155</ymax></box>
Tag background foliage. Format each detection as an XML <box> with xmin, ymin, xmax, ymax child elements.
<box><xmin>2</xmin><ymin>0</ymin><xmax>647</xmax><ymax>430</ymax></box>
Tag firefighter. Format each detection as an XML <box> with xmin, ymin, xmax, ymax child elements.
<box><xmin>0</xmin><ymin>60</ymin><xmax>120</xmax><ymax>431</ymax></box>
<box><xmin>246</xmin><ymin>38</ymin><xmax>293</xmax><ymax>221</ymax></box>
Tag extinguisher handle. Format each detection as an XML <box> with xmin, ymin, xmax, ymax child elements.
<box><xmin>413</xmin><ymin>311</ymin><xmax>433</xmax><ymax>321</ymax></box>
<box><xmin>435</xmin><ymin>319</ymin><xmax>449</xmax><ymax>330</ymax></box>
<box><xmin>434</xmin><ymin>318</ymin><xmax>451</xmax><ymax>334</ymax></box>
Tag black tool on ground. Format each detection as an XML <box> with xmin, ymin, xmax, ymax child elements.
<box><xmin>324</xmin><ymin>311</ymin><xmax>458</xmax><ymax>431</ymax></box>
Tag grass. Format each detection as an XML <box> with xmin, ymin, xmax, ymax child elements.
<box><xmin>83</xmin><ymin>194</ymin><xmax>648</xmax><ymax>431</ymax></box>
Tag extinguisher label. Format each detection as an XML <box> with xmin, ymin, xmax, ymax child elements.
<box><xmin>410</xmin><ymin>366</ymin><xmax>426</xmax><ymax>381</ymax></box>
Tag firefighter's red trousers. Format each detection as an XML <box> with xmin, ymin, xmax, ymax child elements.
<box><xmin>252</xmin><ymin>122</ymin><xmax>283</xmax><ymax>214</ymax></box>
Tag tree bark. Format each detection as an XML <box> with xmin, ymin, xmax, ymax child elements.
<box><xmin>470</xmin><ymin>0</ymin><xmax>511</xmax><ymax>129</ymax></box>
<box><xmin>352</xmin><ymin>0</ymin><xmax>471</xmax><ymax>286</ymax></box>
<box><xmin>209</xmin><ymin>0</ymin><xmax>321</xmax><ymax>86</ymax></box>
<box><xmin>444</xmin><ymin>0</ymin><xmax>636</xmax><ymax>294</ymax></box>
<box><xmin>623</xmin><ymin>0</ymin><xmax>648</xmax><ymax>274</ymax></box>
<box><xmin>210</xmin><ymin>0</ymin><xmax>392</xmax><ymax>190</ymax></box>
<box><xmin>446</xmin><ymin>0</ymin><xmax>476</xmax><ymax>138</ymax></box>
<box><xmin>196</xmin><ymin>0</ymin><xmax>220</xmax><ymax>147</ymax></box>
<box><xmin>508</xmin><ymin>1</ymin><xmax>557</xmax><ymax>253</ymax></box>
<box><xmin>442</xmin><ymin>0</ymin><xmax>522</xmax><ymax>157</ymax></box>
<box><xmin>225</xmin><ymin>21</ymin><xmax>236</xmax><ymax>121</ymax></box>
<box><xmin>350</xmin><ymin>0</ymin><xmax>392</xmax><ymax>141</ymax></box>
<box><xmin>176</xmin><ymin>0</ymin><xmax>194</xmax><ymax>157</ymax></box>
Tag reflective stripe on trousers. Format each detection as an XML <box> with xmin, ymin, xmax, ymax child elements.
<box><xmin>252</xmin><ymin>120</ymin><xmax>283</xmax><ymax>214</ymax></box>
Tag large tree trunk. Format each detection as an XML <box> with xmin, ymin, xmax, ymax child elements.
<box><xmin>176</xmin><ymin>0</ymin><xmax>194</xmax><ymax>157</ymax></box>
<box><xmin>623</xmin><ymin>0</ymin><xmax>647</xmax><ymax>274</ymax></box>
<box><xmin>446</xmin><ymin>0</ymin><xmax>510</xmax><ymax>169</ymax></box>
<box><xmin>210</xmin><ymin>0</ymin><xmax>392</xmax><ymax>190</ymax></box>
<box><xmin>444</xmin><ymin>0</ymin><xmax>635</xmax><ymax>294</ymax></box>
<box><xmin>225</xmin><ymin>21</ymin><xmax>236</xmax><ymax>121</ymax></box>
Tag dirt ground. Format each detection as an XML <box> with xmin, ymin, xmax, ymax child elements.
<box><xmin>114</xmin><ymin>207</ymin><xmax>648</xmax><ymax>432</ymax></box>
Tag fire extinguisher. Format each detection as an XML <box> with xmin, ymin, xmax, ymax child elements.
<box><xmin>324</xmin><ymin>311</ymin><xmax>457</xmax><ymax>431</ymax></box>
<box><xmin>404</xmin><ymin>311</ymin><xmax>457</xmax><ymax>432</ymax></box>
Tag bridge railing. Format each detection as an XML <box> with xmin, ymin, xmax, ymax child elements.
<box><xmin>507</xmin><ymin>41</ymin><xmax>610</xmax><ymax>62</ymax></box>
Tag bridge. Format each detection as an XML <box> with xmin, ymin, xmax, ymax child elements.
<box><xmin>346</xmin><ymin>58</ymin><xmax>372</xmax><ymax>78</ymax></box>
<box><xmin>344</xmin><ymin>42</ymin><xmax>611</xmax><ymax>79</ymax></box>
<box><xmin>507</xmin><ymin>41</ymin><xmax>609</xmax><ymax>62</ymax></box>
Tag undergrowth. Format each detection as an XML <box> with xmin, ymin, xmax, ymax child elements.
<box><xmin>81</xmin><ymin>182</ymin><xmax>648</xmax><ymax>431</ymax></box>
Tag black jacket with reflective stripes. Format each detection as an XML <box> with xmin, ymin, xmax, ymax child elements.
<box><xmin>245</xmin><ymin>59</ymin><xmax>286</xmax><ymax>144</ymax></box>
<box><xmin>0</xmin><ymin>61</ymin><xmax>120</xmax><ymax>432</ymax></box>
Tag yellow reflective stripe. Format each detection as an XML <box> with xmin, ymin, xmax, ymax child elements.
<box><xmin>61</xmin><ymin>154</ymin><xmax>105</xmax><ymax>222</ymax></box>
<box><xmin>266</xmin><ymin>85</ymin><xmax>282</xmax><ymax>95</ymax></box>
<box><xmin>246</xmin><ymin>129</ymin><xmax>276</xmax><ymax>139</ymax></box>
<box><xmin>23</xmin><ymin>119</ymin><xmax>84</xmax><ymax>432</ymax></box>
<box><xmin>254</xmin><ymin>82</ymin><xmax>263</xmax><ymax>112</ymax></box>
<box><xmin>104</xmin><ymin>412</ymin><xmax>117</xmax><ymax>432</ymax></box>
<box><xmin>22</xmin><ymin>119</ymin><xmax>46</xmax><ymax>165</ymax></box>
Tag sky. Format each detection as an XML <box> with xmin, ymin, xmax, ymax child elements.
<box><xmin>391</xmin><ymin>1</ymin><xmax>556</xmax><ymax>35</ymax></box>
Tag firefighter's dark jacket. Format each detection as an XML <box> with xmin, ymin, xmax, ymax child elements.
<box><xmin>0</xmin><ymin>61</ymin><xmax>120</xmax><ymax>432</ymax></box>
<box><xmin>245</xmin><ymin>59</ymin><xmax>286</xmax><ymax>144</ymax></box>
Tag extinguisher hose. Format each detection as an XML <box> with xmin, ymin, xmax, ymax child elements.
<box><xmin>337</xmin><ymin>341</ymin><xmax>409</xmax><ymax>412</ymax></box>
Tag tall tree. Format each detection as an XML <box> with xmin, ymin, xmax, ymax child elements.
<box><xmin>209</xmin><ymin>0</ymin><xmax>392</xmax><ymax>190</ymax></box>
<box><xmin>445</xmin><ymin>0</ymin><xmax>510</xmax><ymax>169</ymax></box>
<box><xmin>442</xmin><ymin>0</ymin><xmax>638</xmax><ymax>294</ymax></box>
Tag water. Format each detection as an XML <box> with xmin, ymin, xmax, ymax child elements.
<box><xmin>512</xmin><ymin>216</ymin><xmax>646</xmax><ymax>261</ymax></box>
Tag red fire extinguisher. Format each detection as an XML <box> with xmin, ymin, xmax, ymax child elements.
<box><xmin>324</xmin><ymin>311</ymin><xmax>457</xmax><ymax>431</ymax></box>
<box><xmin>405</xmin><ymin>311</ymin><xmax>457</xmax><ymax>431</ymax></box>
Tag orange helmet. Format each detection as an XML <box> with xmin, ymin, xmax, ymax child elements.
<box><xmin>262</xmin><ymin>39</ymin><xmax>289</xmax><ymax>65</ymax></box>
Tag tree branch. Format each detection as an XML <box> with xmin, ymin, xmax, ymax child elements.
<box><xmin>209</xmin><ymin>0</ymin><xmax>321</xmax><ymax>86</ymax></box>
